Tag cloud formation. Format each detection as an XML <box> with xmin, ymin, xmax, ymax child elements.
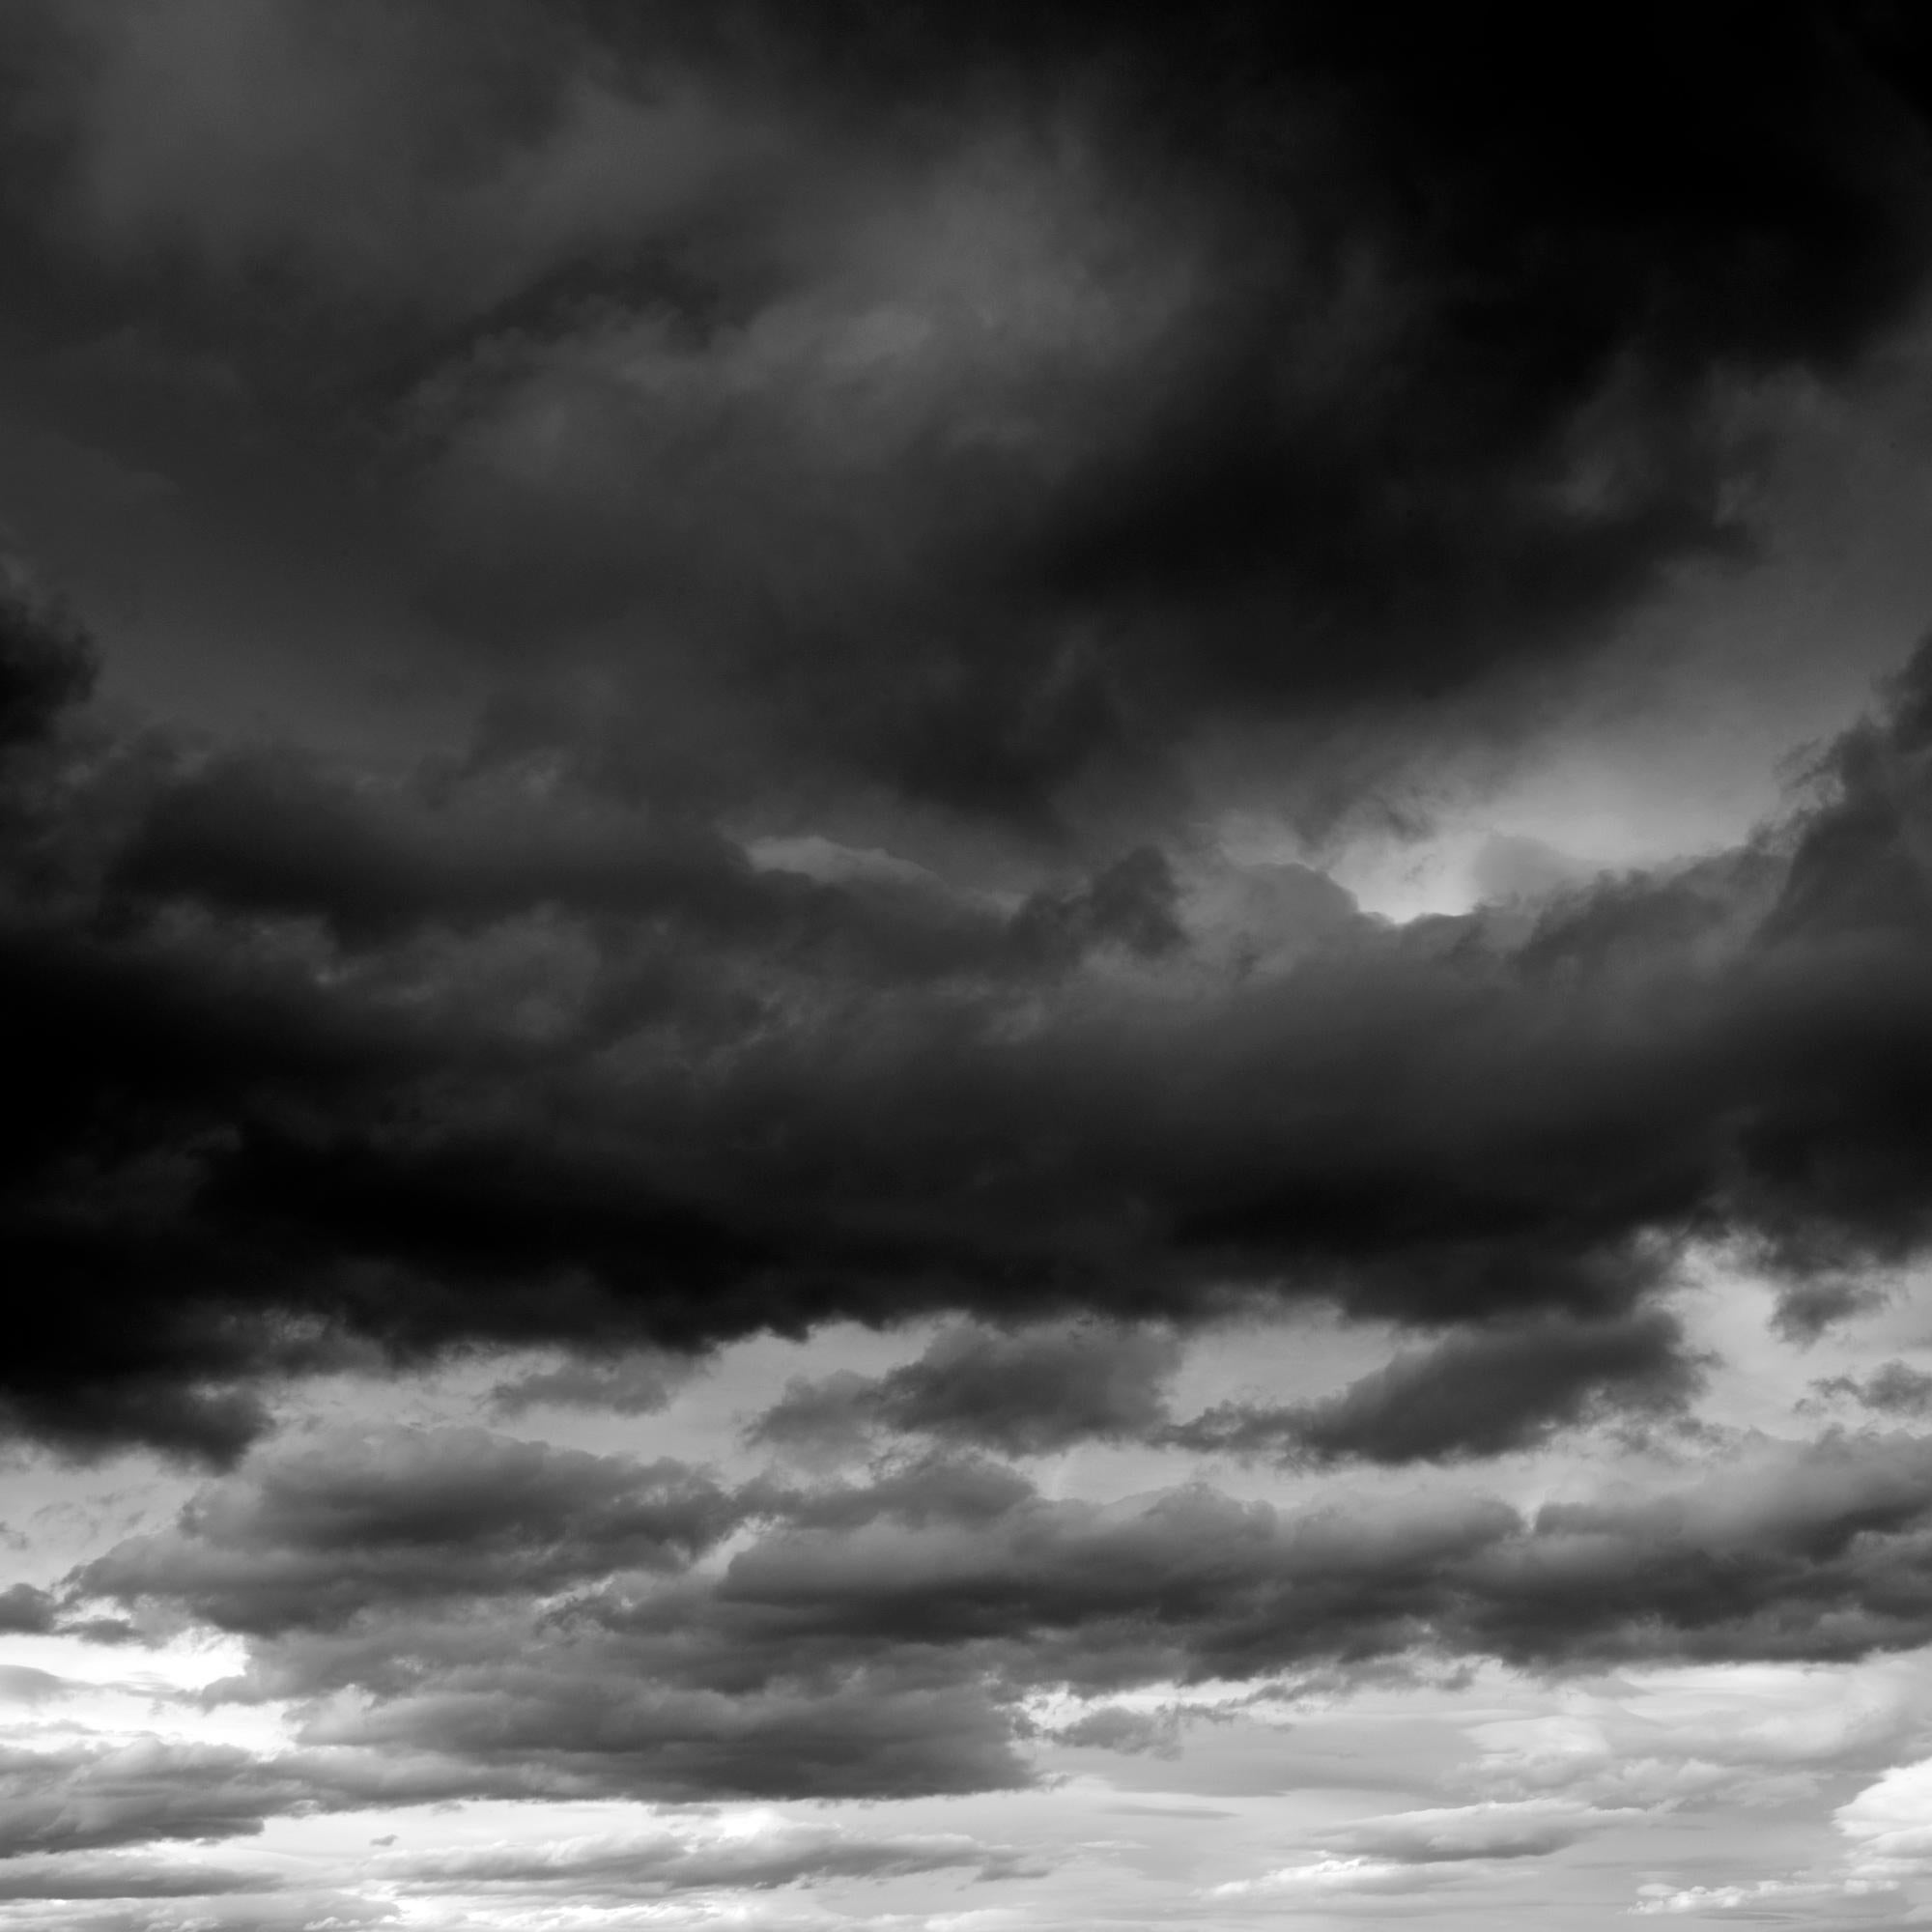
<box><xmin>0</xmin><ymin>582</ymin><xmax>1930</xmax><ymax>1454</ymax></box>
<box><xmin>28</xmin><ymin>1422</ymin><xmax>1932</xmax><ymax>1832</ymax></box>
<box><xmin>1168</xmin><ymin>1311</ymin><xmax>1703</xmax><ymax>1464</ymax></box>
<box><xmin>9</xmin><ymin>7</ymin><xmax>1932</xmax><ymax>1927</ymax></box>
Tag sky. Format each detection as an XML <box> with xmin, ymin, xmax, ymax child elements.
<box><xmin>10</xmin><ymin>2</ymin><xmax>1932</xmax><ymax>1927</ymax></box>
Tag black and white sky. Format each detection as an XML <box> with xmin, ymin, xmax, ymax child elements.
<box><xmin>7</xmin><ymin>3</ymin><xmax>1932</xmax><ymax>1927</ymax></box>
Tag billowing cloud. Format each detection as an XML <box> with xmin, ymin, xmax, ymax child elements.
<box><xmin>0</xmin><ymin>623</ymin><xmax>1926</xmax><ymax>1459</ymax></box>
<box><xmin>0</xmin><ymin>0</ymin><xmax>1927</xmax><ymax>1462</ymax></box>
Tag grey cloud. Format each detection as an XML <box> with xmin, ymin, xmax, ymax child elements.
<box><xmin>0</xmin><ymin>1740</ymin><xmax>313</xmax><ymax>1856</ymax></box>
<box><xmin>0</xmin><ymin>1665</ymin><xmax>68</xmax><ymax>1704</ymax></box>
<box><xmin>9</xmin><ymin>0</ymin><xmax>1931</xmax><ymax>830</ymax></box>
<box><xmin>1810</xmin><ymin>1360</ymin><xmax>1932</xmax><ymax>1417</ymax></box>
<box><xmin>749</xmin><ymin>1321</ymin><xmax>1183</xmax><ymax>1460</ymax></box>
<box><xmin>376</xmin><ymin>1817</ymin><xmax>1042</xmax><ymax>1892</ymax></box>
<box><xmin>0</xmin><ymin>1586</ymin><xmax>53</xmax><ymax>1635</ymax></box>
<box><xmin>65</xmin><ymin>1427</ymin><xmax>1932</xmax><ymax>1811</ymax></box>
<box><xmin>0</xmin><ymin>38</ymin><xmax>1930</xmax><ymax>1488</ymax></box>
<box><xmin>489</xmin><ymin>1350</ymin><xmax>696</xmax><ymax>1418</ymax></box>
<box><xmin>299</xmin><ymin>1662</ymin><xmax>1035</xmax><ymax>1802</ymax></box>
<box><xmin>73</xmin><ymin>1426</ymin><xmax>742</xmax><ymax>1634</ymax></box>
<box><xmin>1168</xmin><ymin>1311</ymin><xmax>1703</xmax><ymax>1464</ymax></box>
<box><xmin>36</xmin><ymin>0</ymin><xmax>773</xmax><ymax>315</ymax></box>
<box><xmin>0</xmin><ymin>1733</ymin><xmax>588</xmax><ymax>1858</ymax></box>
<box><xmin>1329</xmin><ymin>1800</ymin><xmax>1621</xmax><ymax>1863</ymax></box>
<box><xmin>749</xmin><ymin>1312</ymin><xmax>1696</xmax><ymax>1469</ymax></box>
<box><xmin>1044</xmin><ymin>1702</ymin><xmax>1196</xmax><ymax>1757</ymax></box>
<box><xmin>0</xmin><ymin>549</ymin><xmax>94</xmax><ymax>752</ymax></box>
<box><xmin>0</xmin><ymin>1852</ymin><xmax>278</xmax><ymax>1899</ymax></box>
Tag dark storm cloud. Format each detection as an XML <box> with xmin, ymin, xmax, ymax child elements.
<box><xmin>386</xmin><ymin>0</ymin><xmax>1932</xmax><ymax>824</ymax></box>
<box><xmin>2</xmin><ymin>8</ymin><xmax>1932</xmax><ymax>1460</ymax></box>
<box><xmin>5</xmin><ymin>3</ymin><xmax>1932</xmax><ymax>820</ymax></box>
<box><xmin>1167</xmin><ymin>1311</ymin><xmax>1703</xmax><ymax>1464</ymax></box>
<box><xmin>7</xmin><ymin>623</ymin><xmax>1932</xmax><ymax>1455</ymax></box>
<box><xmin>61</xmin><ymin>1426</ymin><xmax>1932</xmax><ymax>1819</ymax></box>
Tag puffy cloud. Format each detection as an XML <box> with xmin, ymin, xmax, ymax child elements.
<box><xmin>1632</xmin><ymin>1874</ymin><xmax>1903</xmax><ymax>1918</ymax></box>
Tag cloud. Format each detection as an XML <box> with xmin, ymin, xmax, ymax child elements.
<box><xmin>8</xmin><ymin>7</ymin><xmax>1932</xmax><ymax>1926</ymax></box>
<box><xmin>750</xmin><ymin>1311</ymin><xmax>1699</xmax><ymax>1468</ymax></box>
<box><xmin>488</xmin><ymin>1349</ymin><xmax>698</xmax><ymax>1417</ymax></box>
<box><xmin>1328</xmin><ymin>1798</ymin><xmax>1624</xmax><ymax>1863</ymax></box>
<box><xmin>58</xmin><ymin>1427</ymin><xmax>1932</xmax><ymax>1816</ymax></box>
<box><xmin>748</xmin><ymin>1321</ymin><xmax>1183</xmax><ymax>1461</ymax></box>
<box><xmin>387</xmin><ymin>3</ymin><xmax>1932</xmax><ymax>827</ymax></box>
<box><xmin>0</xmin><ymin>1852</ymin><xmax>279</xmax><ymax>1900</ymax></box>
<box><xmin>0</xmin><ymin>1586</ymin><xmax>54</xmax><ymax>1635</ymax></box>
<box><xmin>1167</xmin><ymin>1311</ymin><xmax>1703</xmax><ymax>1464</ymax></box>
<box><xmin>0</xmin><ymin>1733</ymin><xmax>593</xmax><ymax>1858</ymax></box>
<box><xmin>371</xmin><ymin>1814</ymin><xmax>1044</xmax><ymax>1893</ymax></box>
<box><xmin>0</xmin><ymin>1739</ymin><xmax>321</xmax><ymax>1856</ymax></box>
<box><xmin>9</xmin><ymin>1</ymin><xmax>1931</xmax><ymax>826</ymax></box>
<box><xmin>1810</xmin><ymin>1360</ymin><xmax>1932</xmax><ymax>1418</ymax></box>
<box><xmin>0</xmin><ymin>547</ymin><xmax>95</xmax><ymax>751</ymax></box>
<box><xmin>1212</xmin><ymin>1854</ymin><xmax>1469</xmax><ymax>1898</ymax></box>
<box><xmin>36</xmin><ymin>0</ymin><xmax>773</xmax><ymax>314</ymax></box>
<box><xmin>4</xmin><ymin>620</ymin><xmax>1932</xmax><ymax>1460</ymax></box>
<box><xmin>1632</xmin><ymin>1874</ymin><xmax>1903</xmax><ymax>1918</ymax></box>
<box><xmin>0</xmin><ymin>1665</ymin><xmax>70</xmax><ymax>1705</ymax></box>
<box><xmin>72</xmin><ymin>1425</ymin><xmax>743</xmax><ymax>1634</ymax></box>
<box><xmin>0</xmin><ymin>14</ymin><xmax>1929</xmax><ymax>1487</ymax></box>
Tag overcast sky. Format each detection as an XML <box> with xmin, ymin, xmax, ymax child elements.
<box><xmin>9</xmin><ymin>4</ymin><xmax>1932</xmax><ymax>1928</ymax></box>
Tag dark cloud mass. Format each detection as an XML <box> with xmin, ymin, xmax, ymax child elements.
<box><xmin>7</xmin><ymin>11</ymin><xmax>1932</xmax><ymax>1865</ymax></box>
<box><xmin>5</xmin><ymin>582</ymin><xmax>1932</xmax><ymax>1450</ymax></box>
<box><xmin>3</xmin><ymin>3</ymin><xmax>1930</xmax><ymax>808</ymax></box>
